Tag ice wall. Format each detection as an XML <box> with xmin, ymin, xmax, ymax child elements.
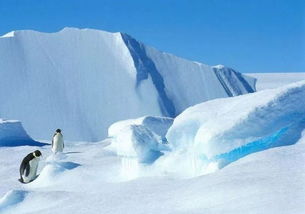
<box><xmin>122</xmin><ymin>34</ymin><xmax>256</xmax><ymax>115</ymax></box>
<box><xmin>0</xmin><ymin>28</ymin><xmax>161</xmax><ymax>141</ymax></box>
<box><xmin>0</xmin><ymin>28</ymin><xmax>255</xmax><ymax>141</ymax></box>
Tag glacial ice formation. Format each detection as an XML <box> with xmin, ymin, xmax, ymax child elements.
<box><xmin>0</xmin><ymin>28</ymin><xmax>255</xmax><ymax>141</ymax></box>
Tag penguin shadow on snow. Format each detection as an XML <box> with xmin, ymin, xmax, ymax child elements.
<box><xmin>0</xmin><ymin>190</ymin><xmax>28</xmax><ymax>212</ymax></box>
<box><xmin>45</xmin><ymin>153</ymin><xmax>81</xmax><ymax>170</ymax></box>
<box><xmin>52</xmin><ymin>161</ymin><xmax>81</xmax><ymax>170</ymax></box>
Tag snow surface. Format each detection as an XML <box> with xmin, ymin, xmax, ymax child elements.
<box><xmin>249</xmin><ymin>73</ymin><xmax>305</xmax><ymax>91</ymax></box>
<box><xmin>0</xmin><ymin>27</ymin><xmax>255</xmax><ymax>141</ymax></box>
<box><xmin>0</xmin><ymin>133</ymin><xmax>304</xmax><ymax>213</ymax></box>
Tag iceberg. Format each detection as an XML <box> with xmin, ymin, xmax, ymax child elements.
<box><xmin>0</xmin><ymin>28</ymin><xmax>255</xmax><ymax>141</ymax></box>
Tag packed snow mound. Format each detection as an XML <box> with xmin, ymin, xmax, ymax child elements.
<box><xmin>160</xmin><ymin>81</ymin><xmax>305</xmax><ymax>176</ymax></box>
<box><xmin>28</xmin><ymin>154</ymin><xmax>80</xmax><ymax>188</ymax></box>
<box><xmin>109</xmin><ymin>116</ymin><xmax>172</xmax><ymax>164</ymax></box>
<box><xmin>0</xmin><ymin>119</ymin><xmax>43</xmax><ymax>147</ymax></box>
<box><xmin>0</xmin><ymin>27</ymin><xmax>255</xmax><ymax>141</ymax></box>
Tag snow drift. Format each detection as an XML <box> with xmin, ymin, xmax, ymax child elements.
<box><xmin>156</xmin><ymin>81</ymin><xmax>305</xmax><ymax>177</ymax></box>
<box><xmin>0</xmin><ymin>28</ymin><xmax>255</xmax><ymax>141</ymax></box>
<box><xmin>0</xmin><ymin>119</ymin><xmax>43</xmax><ymax>146</ymax></box>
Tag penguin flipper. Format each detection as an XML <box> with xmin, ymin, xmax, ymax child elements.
<box><xmin>24</xmin><ymin>163</ymin><xmax>31</xmax><ymax>177</ymax></box>
<box><xmin>52</xmin><ymin>133</ymin><xmax>56</xmax><ymax>147</ymax></box>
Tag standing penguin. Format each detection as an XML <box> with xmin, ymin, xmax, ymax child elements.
<box><xmin>19</xmin><ymin>150</ymin><xmax>42</xmax><ymax>183</ymax></box>
<box><xmin>52</xmin><ymin>129</ymin><xmax>64</xmax><ymax>153</ymax></box>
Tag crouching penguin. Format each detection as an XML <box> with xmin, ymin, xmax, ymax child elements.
<box><xmin>19</xmin><ymin>150</ymin><xmax>42</xmax><ymax>183</ymax></box>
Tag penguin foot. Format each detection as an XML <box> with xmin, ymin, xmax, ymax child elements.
<box><xmin>18</xmin><ymin>178</ymin><xmax>25</xmax><ymax>184</ymax></box>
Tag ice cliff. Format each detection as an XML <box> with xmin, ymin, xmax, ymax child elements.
<box><xmin>0</xmin><ymin>28</ymin><xmax>255</xmax><ymax>141</ymax></box>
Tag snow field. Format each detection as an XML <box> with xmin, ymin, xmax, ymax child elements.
<box><xmin>0</xmin><ymin>134</ymin><xmax>304</xmax><ymax>213</ymax></box>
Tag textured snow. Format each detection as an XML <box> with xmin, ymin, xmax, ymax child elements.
<box><xmin>0</xmin><ymin>27</ymin><xmax>255</xmax><ymax>141</ymax></box>
<box><xmin>159</xmin><ymin>81</ymin><xmax>305</xmax><ymax>176</ymax></box>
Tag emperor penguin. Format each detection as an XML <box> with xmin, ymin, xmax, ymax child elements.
<box><xmin>52</xmin><ymin>129</ymin><xmax>64</xmax><ymax>153</ymax></box>
<box><xmin>19</xmin><ymin>150</ymin><xmax>42</xmax><ymax>183</ymax></box>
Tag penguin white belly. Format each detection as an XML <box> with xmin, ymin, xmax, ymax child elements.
<box><xmin>22</xmin><ymin>158</ymin><xmax>39</xmax><ymax>183</ymax></box>
<box><xmin>52</xmin><ymin>134</ymin><xmax>64</xmax><ymax>153</ymax></box>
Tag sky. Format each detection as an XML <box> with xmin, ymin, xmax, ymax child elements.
<box><xmin>0</xmin><ymin>0</ymin><xmax>304</xmax><ymax>73</ymax></box>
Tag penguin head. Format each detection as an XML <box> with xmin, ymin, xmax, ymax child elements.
<box><xmin>33</xmin><ymin>150</ymin><xmax>42</xmax><ymax>158</ymax></box>
<box><xmin>56</xmin><ymin>129</ymin><xmax>61</xmax><ymax>133</ymax></box>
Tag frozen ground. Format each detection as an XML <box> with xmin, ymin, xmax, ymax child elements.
<box><xmin>249</xmin><ymin>73</ymin><xmax>305</xmax><ymax>90</ymax></box>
